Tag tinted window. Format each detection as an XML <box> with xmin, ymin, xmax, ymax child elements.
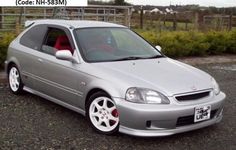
<box><xmin>20</xmin><ymin>25</ymin><xmax>47</xmax><ymax>50</ymax></box>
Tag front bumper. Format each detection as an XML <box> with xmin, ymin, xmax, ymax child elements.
<box><xmin>114</xmin><ymin>92</ymin><xmax>226</xmax><ymax>137</ymax></box>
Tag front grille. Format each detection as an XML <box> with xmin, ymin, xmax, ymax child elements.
<box><xmin>175</xmin><ymin>91</ymin><xmax>210</xmax><ymax>102</ymax></box>
<box><xmin>176</xmin><ymin>109</ymin><xmax>218</xmax><ymax>127</ymax></box>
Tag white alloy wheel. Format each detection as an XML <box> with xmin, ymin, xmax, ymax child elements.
<box><xmin>89</xmin><ymin>96</ymin><xmax>119</xmax><ymax>132</ymax></box>
<box><xmin>9</xmin><ymin>67</ymin><xmax>20</xmax><ymax>92</ymax></box>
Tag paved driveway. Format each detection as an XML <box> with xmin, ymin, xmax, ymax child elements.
<box><xmin>0</xmin><ymin>63</ymin><xmax>235</xmax><ymax>150</ymax></box>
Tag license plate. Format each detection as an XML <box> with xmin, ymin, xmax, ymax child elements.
<box><xmin>194</xmin><ymin>105</ymin><xmax>211</xmax><ymax>122</ymax></box>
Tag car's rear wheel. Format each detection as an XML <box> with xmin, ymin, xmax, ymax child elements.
<box><xmin>86</xmin><ymin>92</ymin><xmax>119</xmax><ymax>135</ymax></box>
<box><xmin>8</xmin><ymin>65</ymin><xmax>24</xmax><ymax>94</ymax></box>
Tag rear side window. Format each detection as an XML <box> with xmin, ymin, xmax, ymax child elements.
<box><xmin>20</xmin><ymin>25</ymin><xmax>47</xmax><ymax>50</ymax></box>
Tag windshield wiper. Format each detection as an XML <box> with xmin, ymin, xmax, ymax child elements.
<box><xmin>112</xmin><ymin>55</ymin><xmax>164</xmax><ymax>62</ymax></box>
<box><xmin>113</xmin><ymin>56</ymin><xmax>145</xmax><ymax>61</ymax></box>
<box><xmin>143</xmin><ymin>55</ymin><xmax>164</xmax><ymax>59</ymax></box>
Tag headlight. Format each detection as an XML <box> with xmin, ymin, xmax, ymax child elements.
<box><xmin>125</xmin><ymin>87</ymin><xmax>170</xmax><ymax>104</ymax></box>
<box><xmin>211</xmin><ymin>78</ymin><xmax>220</xmax><ymax>95</ymax></box>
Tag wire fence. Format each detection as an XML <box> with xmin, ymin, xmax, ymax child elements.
<box><xmin>203</xmin><ymin>15</ymin><xmax>236</xmax><ymax>31</ymax></box>
<box><xmin>131</xmin><ymin>10</ymin><xmax>236</xmax><ymax>31</ymax></box>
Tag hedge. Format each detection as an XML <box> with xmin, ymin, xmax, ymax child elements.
<box><xmin>0</xmin><ymin>33</ymin><xmax>16</xmax><ymax>69</ymax></box>
<box><xmin>137</xmin><ymin>30</ymin><xmax>236</xmax><ymax>57</ymax></box>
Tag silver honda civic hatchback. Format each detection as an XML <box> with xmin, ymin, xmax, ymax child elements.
<box><xmin>5</xmin><ymin>20</ymin><xmax>226</xmax><ymax>137</ymax></box>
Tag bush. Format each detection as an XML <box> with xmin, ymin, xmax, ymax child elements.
<box><xmin>204</xmin><ymin>31</ymin><xmax>230</xmax><ymax>55</ymax></box>
<box><xmin>0</xmin><ymin>33</ymin><xmax>16</xmax><ymax>69</ymax></box>
<box><xmin>137</xmin><ymin>29</ymin><xmax>236</xmax><ymax>57</ymax></box>
<box><xmin>227</xmin><ymin>30</ymin><xmax>236</xmax><ymax>54</ymax></box>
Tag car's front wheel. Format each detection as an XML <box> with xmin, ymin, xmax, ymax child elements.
<box><xmin>8</xmin><ymin>65</ymin><xmax>24</xmax><ymax>94</ymax></box>
<box><xmin>86</xmin><ymin>92</ymin><xmax>119</xmax><ymax>135</ymax></box>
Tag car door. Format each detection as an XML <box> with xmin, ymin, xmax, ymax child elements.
<box><xmin>33</xmin><ymin>26</ymin><xmax>83</xmax><ymax>107</ymax></box>
<box><xmin>17</xmin><ymin>25</ymin><xmax>47</xmax><ymax>89</ymax></box>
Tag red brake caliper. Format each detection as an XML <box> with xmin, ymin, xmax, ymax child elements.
<box><xmin>111</xmin><ymin>109</ymin><xmax>118</xmax><ymax>125</ymax></box>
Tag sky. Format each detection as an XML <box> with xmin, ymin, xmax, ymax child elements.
<box><xmin>125</xmin><ymin>0</ymin><xmax>236</xmax><ymax>7</ymax></box>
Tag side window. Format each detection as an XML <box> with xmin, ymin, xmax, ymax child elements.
<box><xmin>20</xmin><ymin>25</ymin><xmax>47</xmax><ymax>50</ymax></box>
<box><xmin>42</xmin><ymin>28</ymin><xmax>74</xmax><ymax>55</ymax></box>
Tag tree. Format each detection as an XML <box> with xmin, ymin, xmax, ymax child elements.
<box><xmin>115</xmin><ymin>0</ymin><xmax>126</xmax><ymax>5</ymax></box>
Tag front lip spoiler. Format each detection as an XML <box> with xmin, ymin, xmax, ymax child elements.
<box><xmin>119</xmin><ymin>114</ymin><xmax>222</xmax><ymax>137</ymax></box>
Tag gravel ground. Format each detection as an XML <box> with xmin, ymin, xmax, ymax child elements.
<box><xmin>0</xmin><ymin>63</ymin><xmax>235</xmax><ymax>150</ymax></box>
<box><xmin>178</xmin><ymin>55</ymin><xmax>236</xmax><ymax>65</ymax></box>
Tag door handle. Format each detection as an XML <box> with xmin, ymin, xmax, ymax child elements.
<box><xmin>38</xmin><ymin>58</ymin><xmax>43</xmax><ymax>62</ymax></box>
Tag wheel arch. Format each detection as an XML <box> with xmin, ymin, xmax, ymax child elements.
<box><xmin>6</xmin><ymin>57</ymin><xmax>21</xmax><ymax>75</ymax></box>
<box><xmin>85</xmin><ymin>88</ymin><xmax>111</xmax><ymax>109</ymax></box>
<box><xmin>83</xmin><ymin>79</ymin><xmax>125</xmax><ymax>111</ymax></box>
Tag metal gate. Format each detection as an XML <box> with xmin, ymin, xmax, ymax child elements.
<box><xmin>0</xmin><ymin>5</ymin><xmax>133</xmax><ymax>33</ymax></box>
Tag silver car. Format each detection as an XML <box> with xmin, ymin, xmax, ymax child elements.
<box><xmin>5</xmin><ymin>20</ymin><xmax>226</xmax><ymax>137</ymax></box>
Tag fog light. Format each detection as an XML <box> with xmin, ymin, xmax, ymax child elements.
<box><xmin>146</xmin><ymin>121</ymin><xmax>151</xmax><ymax>128</ymax></box>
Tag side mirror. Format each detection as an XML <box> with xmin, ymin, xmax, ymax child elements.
<box><xmin>55</xmin><ymin>50</ymin><xmax>78</xmax><ymax>63</ymax></box>
<box><xmin>155</xmin><ymin>45</ymin><xmax>162</xmax><ymax>52</ymax></box>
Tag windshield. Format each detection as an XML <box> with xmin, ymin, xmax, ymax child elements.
<box><xmin>75</xmin><ymin>28</ymin><xmax>163</xmax><ymax>62</ymax></box>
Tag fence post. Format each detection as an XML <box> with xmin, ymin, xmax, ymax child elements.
<box><xmin>158</xmin><ymin>16</ymin><xmax>162</xmax><ymax>32</ymax></box>
<box><xmin>127</xmin><ymin>7</ymin><xmax>131</xmax><ymax>28</ymax></box>
<box><xmin>173</xmin><ymin>12</ymin><xmax>177</xmax><ymax>31</ymax></box>
<box><xmin>185</xmin><ymin>21</ymin><xmax>188</xmax><ymax>30</ymax></box>
<box><xmin>19</xmin><ymin>7</ymin><xmax>23</xmax><ymax>25</ymax></box>
<box><xmin>113</xmin><ymin>9</ymin><xmax>116</xmax><ymax>23</ymax></box>
<box><xmin>103</xmin><ymin>8</ymin><xmax>106</xmax><ymax>21</ymax></box>
<box><xmin>44</xmin><ymin>8</ymin><xmax>46</xmax><ymax>19</ymax></box>
<box><xmin>140</xmin><ymin>6</ymin><xmax>143</xmax><ymax>29</ymax></box>
<box><xmin>229</xmin><ymin>14</ymin><xmax>232</xmax><ymax>31</ymax></box>
<box><xmin>15</xmin><ymin>20</ymin><xmax>20</xmax><ymax>34</ymax></box>
<box><xmin>0</xmin><ymin>7</ymin><xmax>2</xmax><ymax>29</ymax></box>
<box><xmin>52</xmin><ymin>7</ymin><xmax>57</xmax><ymax>18</ymax></box>
<box><xmin>194</xmin><ymin>12</ymin><xmax>199</xmax><ymax>30</ymax></box>
<box><xmin>14</xmin><ymin>7</ymin><xmax>24</xmax><ymax>35</ymax></box>
<box><xmin>124</xmin><ymin>8</ymin><xmax>128</xmax><ymax>27</ymax></box>
<box><xmin>163</xmin><ymin>14</ymin><xmax>166</xmax><ymax>27</ymax></box>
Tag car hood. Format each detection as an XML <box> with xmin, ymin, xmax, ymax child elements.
<box><xmin>91</xmin><ymin>58</ymin><xmax>213</xmax><ymax>96</ymax></box>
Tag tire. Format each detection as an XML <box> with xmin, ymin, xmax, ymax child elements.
<box><xmin>8</xmin><ymin>65</ymin><xmax>24</xmax><ymax>94</ymax></box>
<box><xmin>86</xmin><ymin>92</ymin><xmax>119</xmax><ymax>135</ymax></box>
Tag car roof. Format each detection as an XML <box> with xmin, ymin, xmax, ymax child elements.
<box><xmin>25</xmin><ymin>19</ymin><xmax>127</xmax><ymax>29</ymax></box>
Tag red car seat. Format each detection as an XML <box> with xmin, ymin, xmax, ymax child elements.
<box><xmin>54</xmin><ymin>35</ymin><xmax>74</xmax><ymax>53</ymax></box>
